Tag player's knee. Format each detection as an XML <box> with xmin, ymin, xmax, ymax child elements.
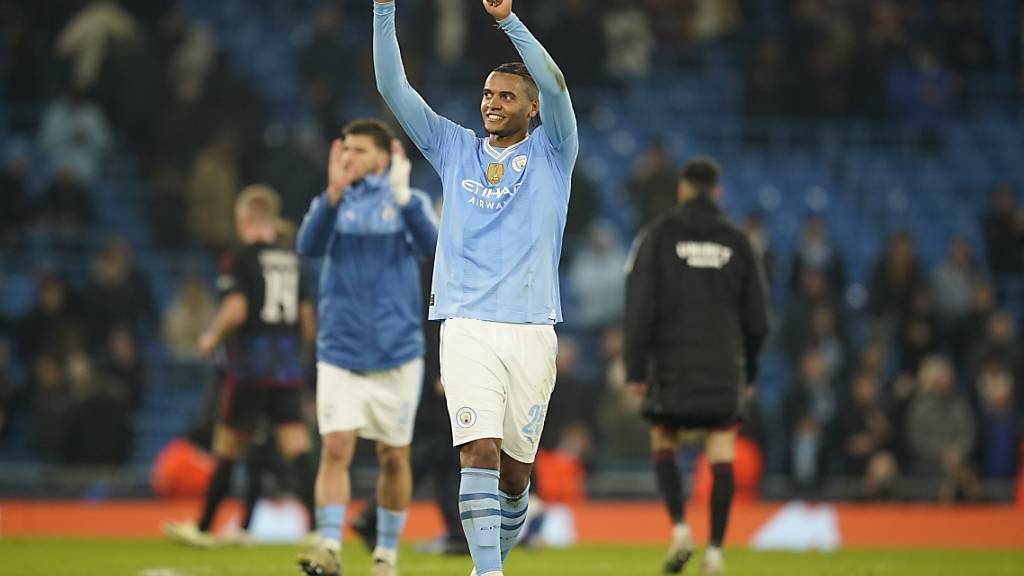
<box><xmin>320</xmin><ymin>433</ymin><xmax>355</xmax><ymax>467</ymax></box>
<box><xmin>376</xmin><ymin>445</ymin><xmax>409</xmax><ymax>476</ymax></box>
<box><xmin>459</xmin><ymin>439</ymin><xmax>500</xmax><ymax>470</ymax></box>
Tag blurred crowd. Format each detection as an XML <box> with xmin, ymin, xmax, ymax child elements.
<box><xmin>0</xmin><ymin>0</ymin><xmax>1022</xmax><ymax>501</ymax></box>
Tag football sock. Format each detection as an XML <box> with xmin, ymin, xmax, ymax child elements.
<box><xmin>316</xmin><ymin>504</ymin><xmax>346</xmax><ymax>551</ymax></box>
<box><xmin>376</xmin><ymin>507</ymin><xmax>407</xmax><ymax>552</ymax></box>
<box><xmin>498</xmin><ymin>483</ymin><xmax>529</xmax><ymax>561</ymax></box>
<box><xmin>459</xmin><ymin>468</ymin><xmax>502</xmax><ymax>575</ymax></box>
<box><xmin>198</xmin><ymin>457</ymin><xmax>236</xmax><ymax>533</ymax></box>
<box><xmin>710</xmin><ymin>462</ymin><xmax>735</xmax><ymax>548</ymax></box>
<box><xmin>654</xmin><ymin>449</ymin><xmax>685</xmax><ymax>525</ymax></box>
<box><xmin>289</xmin><ymin>452</ymin><xmax>317</xmax><ymax>531</ymax></box>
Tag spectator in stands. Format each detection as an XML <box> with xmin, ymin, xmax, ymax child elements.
<box><xmin>982</xmin><ymin>183</ymin><xmax>1024</xmax><ymax>276</ymax></box>
<box><xmin>37</xmin><ymin>166</ymin><xmax>94</xmax><ymax>236</ymax></box>
<box><xmin>973</xmin><ymin>367</ymin><xmax>1019</xmax><ymax>482</ymax></box>
<box><xmin>907</xmin><ymin>356</ymin><xmax>978</xmax><ymax>501</ymax></box>
<box><xmin>741</xmin><ymin>211</ymin><xmax>775</xmax><ymax>281</ymax></box>
<box><xmin>966</xmin><ymin>310</ymin><xmax>1022</xmax><ymax>400</ymax></box>
<box><xmin>569</xmin><ymin>221</ymin><xmax>627</xmax><ymax>331</ymax></box>
<box><xmin>842</xmin><ymin>371</ymin><xmax>898</xmax><ymax>499</ymax></box>
<box><xmin>161</xmin><ymin>273</ymin><xmax>217</xmax><ymax>361</ymax></box>
<box><xmin>55</xmin><ymin>0</ymin><xmax>139</xmax><ymax>92</ymax></box>
<box><xmin>626</xmin><ymin>139</ymin><xmax>677</xmax><ymax>228</ymax></box>
<box><xmin>187</xmin><ymin>129</ymin><xmax>239</xmax><ymax>251</ymax></box>
<box><xmin>37</xmin><ymin>84</ymin><xmax>112</xmax><ymax>185</ymax></box>
<box><xmin>59</xmin><ymin>347</ymin><xmax>133</xmax><ymax>465</ymax></box>
<box><xmin>562</xmin><ymin>160</ymin><xmax>599</xmax><ymax>256</ymax></box>
<box><xmin>0</xmin><ymin>144</ymin><xmax>34</xmax><ymax>246</ymax></box>
<box><xmin>85</xmin><ymin>236</ymin><xmax>156</xmax><ymax>343</ymax></box>
<box><xmin>15</xmin><ymin>270</ymin><xmax>85</xmax><ymax>367</ymax></box>
<box><xmin>298</xmin><ymin>1</ymin><xmax>358</xmax><ymax>118</ymax></box>
<box><xmin>543</xmin><ymin>337</ymin><xmax>597</xmax><ymax>454</ymax></box>
<box><xmin>0</xmin><ymin>341</ymin><xmax>16</xmax><ymax>438</ymax></box>
<box><xmin>897</xmin><ymin>288</ymin><xmax>938</xmax><ymax>374</ymax></box>
<box><xmin>785</xmin><ymin>348</ymin><xmax>840</xmax><ymax>491</ymax></box>
<box><xmin>595</xmin><ymin>326</ymin><xmax>648</xmax><ymax>462</ymax></box>
<box><xmin>29</xmin><ymin>353</ymin><xmax>71</xmax><ymax>457</ymax></box>
<box><xmin>868</xmin><ymin>230</ymin><xmax>924</xmax><ymax>331</ymax></box>
<box><xmin>105</xmin><ymin>325</ymin><xmax>145</xmax><ymax>409</ymax></box>
<box><xmin>602</xmin><ymin>0</ymin><xmax>655</xmax><ymax>84</ymax></box>
<box><xmin>931</xmin><ymin>236</ymin><xmax>980</xmax><ymax>363</ymax></box>
<box><xmin>790</xmin><ymin>216</ymin><xmax>846</xmax><ymax>294</ymax></box>
<box><xmin>782</xmin><ymin>268</ymin><xmax>845</xmax><ymax>363</ymax></box>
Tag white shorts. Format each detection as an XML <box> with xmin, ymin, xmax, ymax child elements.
<box><xmin>440</xmin><ymin>318</ymin><xmax>557</xmax><ymax>463</ymax></box>
<box><xmin>316</xmin><ymin>358</ymin><xmax>423</xmax><ymax>447</ymax></box>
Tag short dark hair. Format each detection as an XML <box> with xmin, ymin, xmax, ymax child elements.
<box><xmin>342</xmin><ymin>119</ymin><xmax>394</xmax><ymax>153</ymax></box>
<box><xmin>491</xmin><ymin>62</ymin><xmax>538</xmax><ymax>99</ymax></box>
<box><xmin>679</xmin><ymin>157</ymin><xmax>720</xmax><ymax>195</ymax></box>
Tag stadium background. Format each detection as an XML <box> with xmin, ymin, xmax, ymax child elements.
<box><xmin>1</xmin><ymin>0</ymin><xmax>1023</xmax><ymax>568</ymax></box>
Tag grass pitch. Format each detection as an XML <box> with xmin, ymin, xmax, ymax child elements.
<box><xmin>0</xmin><ymin>538</ymin><xmax>1022</xmax><ymax>576</ymax></box>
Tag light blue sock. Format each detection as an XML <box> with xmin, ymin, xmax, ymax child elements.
<box><xmin>498</xmin><ymin>483</ymin><xmax>529</xmax><ymax>561</ymax></box>
<box><xmin>376</xmin><ymin>507</ymin><xmax>407</xmax><ymax>551</ymax></box>
<box><xmin>316</xmin><ymin>504</ymin><xmax>346</xmax><ymax>546</ymax></box>
<box><xmin>459</xmin><ymin>468</ymin><xmax>502</xmax><ymax>575</ymax></box>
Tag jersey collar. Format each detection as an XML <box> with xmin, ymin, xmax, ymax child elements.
<box><xmin>484</xmin><ymin>134</ymin><xmax>530</xmax><ymax>162</ymax></box>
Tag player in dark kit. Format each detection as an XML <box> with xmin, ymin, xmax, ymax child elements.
<box><xmin>165</xmin><ymin>184</ymin><xmax>318</xmax><ymax>547</ymax></box>
<box><xmin>624</xmin><ymin>159</ymin><xmax>769</xmax><ymax>576</ymax></box>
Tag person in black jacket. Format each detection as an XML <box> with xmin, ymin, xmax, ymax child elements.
<box><xmin>624</xmin><ymin>158</ymin><xmax>769</xmax><ymax>576</ymax></box>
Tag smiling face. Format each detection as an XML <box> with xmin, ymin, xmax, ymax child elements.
<box><xmin>480</xmin><ymin>71</ymin><xmax>538</xmax><ymax>140</ymax></box>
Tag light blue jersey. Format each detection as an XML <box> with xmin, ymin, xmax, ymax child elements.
<box><xmin>374</xmin><ymin>2</ymin><xmax>578</xmax><ymax>324</ymax></box>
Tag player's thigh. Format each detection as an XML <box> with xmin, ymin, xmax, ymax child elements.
<box><xmin>316</xmin><ymin>361</ymin><xmax>367</xmax><ymax>435</ymax></box>
<box><xmin>363</xmin><ymin>358</ymin><xmax>423</xmax><ymax>447</ymax></box>
<box><xmin>219</xmin><ymin>382</ymin><xmax>262</xmax><ymax>441</ymax></box>
<box><xmin>650</xmin><ymin>425</ymin><xmax>685</xmax><ymax>451</ymax></box>
<box><xmin>212</xmin><ymin>422</ymin><xmax>248</xmax><ymax>458</ymax></box>
<box><xmin>440</xmin><ymin>319</ymin><xmax>507</xmax><ymax>445</ymax></box>
<box><xmin>501</xmin><ymin>324</ymin><xmax>557</xmax><ymax>464</ymax></box>
<box><xmin>704</xmin><ymin>428</ymin><xmax>738</xmax><ymax>464</ymax></box>
<box><xmin>269</xmin><ymin>389</ymin><xmax>311</xmax><ymax>458</ymax></box>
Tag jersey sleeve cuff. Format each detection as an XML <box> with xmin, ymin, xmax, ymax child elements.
<box><xmin>497</xmin><ymin>13</ymin><xmax>522</xmax><ymax>31</ymax></box>
<box><xmin>373</xmin><ymin>2</ymin><xmax>395</xmax><ymax>16</ymax></box>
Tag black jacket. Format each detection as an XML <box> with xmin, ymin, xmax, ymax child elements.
<box><xmin>624</xmin><ymin>194</ymin><xmax>770</xmax><ymax>422</ymax></box>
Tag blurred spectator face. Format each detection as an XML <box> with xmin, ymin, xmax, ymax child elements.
<box><xmin>947</xmin><ymin>237</ymin><xmax>971</xmax><ymax>269</ymax></box>
<box><xmin>313</xmin><ymin>3</ymin><xmax>341</xmax><ymax>35</ymax></box>
<box><xmin>33</xmin><ymin>355</ymin><xmax>64</xmax><ymax>391</ymax></box>
<box><xmin>601</xmin><ymin>326</ymin><xmax>624</xmax><ymax>360</ymax></box>
<box><xmin>587</xmin><ymin>222</ymin><xmax>616</xmax><ymax>254</ymax></box>
<box><xmin>109</xmin><ymin>327</ymin><xmax>137</xmax><ymax>365</ymax></box>
<box><xmin>37</xmin><ymin>273</ymin><xmax>68</xmax><ymax>314</ymax></box>
<box><xmin>556</xmin><ymin>336</ymin><xmax>579</xmax><ymax>375</ymax></box>
<box><xmin>979</xmin><ymin>369</ymin><xmax>1013</xmax><ymax>414</ymax></box>
<box><xmin>181</xmin><ymin>275</ymin><xmax>209</xmax><ymax>311</ymax></box>
<box><xmin>888</xmin><ymin>232</ymin><xmax>915</xmax><ymax>265</ymax></box>
<box><xmin>65</xmin><ymin>351</ymin><xmax>94</xmax><ymax>398</ymax></box>
<box><xmin>919</xmin><ymin>356</ymin><xmax>954</xmax><ymax>396</ymax></box>
<box><xmin>799</xmin><ymin>349</ymin><xmax>827</xmax><ymax>382</ymax></box>
<box><xmin>852</xmin><ymin>373</ymin><xmax>879</xmax><ymax>405</ymax></box>
<box><xmin>811</xmin><ymin>305</ymin><xmax>836</xmax><ymax>337</ymax></box>
<box><xmin>986</xmin><ymin>311</ymin><xmax>1015</xmax><ymax>343</ymax></box>
<box><xmin>970</xmin><ymin>281</ymin><xmax>995</xmax><ymax>311</ymax></box>
<box><xmin>798</xmin><ymin>268</ymin><xmax>827</xmax><ymax>298</ymax></box>
<box><xmin>991</xmin><ymin>184</ymin><xmax>1016</xmax><ymax>215</ymax></box>
<box><xmin>859</xmin><ymin>341</ymin><xmax>885</xmax><ymax>375</ymax></box>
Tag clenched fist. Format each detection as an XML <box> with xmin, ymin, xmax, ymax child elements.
<box><xmin>481</xmin><ymin>0</ymin><xmax>512</xmax><ymax>21</ymax></box>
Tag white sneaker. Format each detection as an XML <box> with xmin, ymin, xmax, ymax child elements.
<box><xmin>701</xmin><ymin>547</ymin><xmax>725</xmax><ymax>576</ymax></box>
<box><xmin>662</xmin><ymin>524</ymin><xmax>695</xmax><ymax>574</ymax></box>
<box><xmin>372</xmin><ymin>548</ymin><xmax>398</xmax><ymax>576</ymax></box>
<box><xmin>218</xmin><ymin>526</ymin><xmax>254</xmax><ymax>546</ymax></box>
<box><xmin>163</xmin><ymin>521</ymin><xmax>217</xmax><ymax>548</ymax></box>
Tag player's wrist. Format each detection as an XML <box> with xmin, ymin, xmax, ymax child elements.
<box><xmin>496</xmin><ymin>12</ymin><xmax>519</xmax><ymax>28</ymax></box>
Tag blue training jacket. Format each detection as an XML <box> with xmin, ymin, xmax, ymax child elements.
<box><xmin>296</xmin><ymin>173</ymin><xmax>438</xmax><ymax>372</ymax></box>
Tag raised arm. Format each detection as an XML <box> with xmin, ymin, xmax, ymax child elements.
<box><xmin>485</xmin><ymin>0</ymin><xmax>578</xmax><ymax>162</ymax></box>
<box><xmin>373</xmin><ymin>0</ymin><xmax>442</xmax><ymax>153</ymax></box>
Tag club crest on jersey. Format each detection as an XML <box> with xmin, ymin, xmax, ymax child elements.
<box><xmin>456</xmin><ymin>407</ymin><xmax>477</xmax><ymax>428</ymax></box>
<box><xmin>512</xmin><ymin>155</ymin><xmax>528</xmax><ymax>172</ymax></box>
<box><xmin>381</xmin><ymin>204</ymin><xmax>396</xmax><ymax>222</ymax></box>
<box><xmin>486</xmin><ymin>162</ymin><xmax>505</xmax><ymax>185</ymax></box>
